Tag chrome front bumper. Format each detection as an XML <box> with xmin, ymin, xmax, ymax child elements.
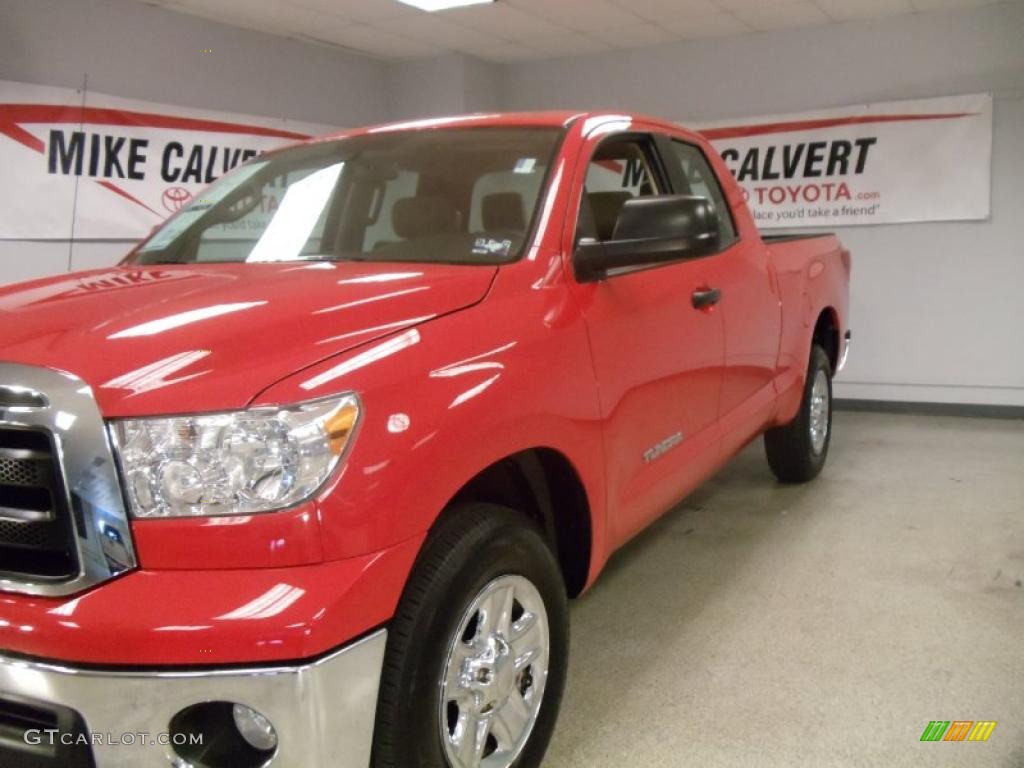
<box><xmin>0</xmin><ymin>629</ymin><xmax>386</xmax><ymax>767</ymax></box>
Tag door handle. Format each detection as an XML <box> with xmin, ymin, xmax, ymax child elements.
<box><xmin>691</xmin><ymin>287</ymin><xmax>721</xmax><ymax>309</ymax></box>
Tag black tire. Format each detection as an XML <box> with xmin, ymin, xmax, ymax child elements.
<box><xmin>764</xmin><ymin>344</ymin><xmax>833</xmax><ymax>483</ymax></box>
<box><xmin>372</xmin><ymin>503</ymin><xmax>569</xmax><ymax>768</ymax></box>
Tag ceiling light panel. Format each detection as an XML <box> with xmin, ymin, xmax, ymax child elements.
<box><xmin>396</xmin><ymin>0</ymin><xmax>495</xmax><ymax>11</ymax></box>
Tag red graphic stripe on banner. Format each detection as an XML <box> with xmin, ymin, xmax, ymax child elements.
<box><xmin>0</xmin><ymin>118</ymin><xmax>46</xmax><ymax>153</ymax></box>
<box><xmin>0</xmin><ymin>104</ymin><xmax>313</xmax><ymax>141</ymax></box>
<box><xmin>700</xmin><ymin>112</ymin><xmax>976</xmax><ymax>140</ymax></box>
<box><xmin>96</xmin><ymin>181</ymin><xmax>161</xmax><ymax>217</ymax></box>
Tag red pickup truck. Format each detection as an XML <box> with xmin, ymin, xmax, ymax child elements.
<box><xmin>0</xmin><ymin>111</ymin><xmax>849</xmax><ymax>768</ymax></box>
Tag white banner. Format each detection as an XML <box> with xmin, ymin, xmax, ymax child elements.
<box><xmin>0</xmin><ymin>84</ymin><xmax>993</xmax><ymax>237</ymax></box>
<box><xmin>697</xmin><ymin>93</ymin><xmax>992</xmax><ymax>228</ymax></box>
<box><xmin>0</xmin><ymin>79</ymin><xmax>338</xmax><ymax>240</ymax></box>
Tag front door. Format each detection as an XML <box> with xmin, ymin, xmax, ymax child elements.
<box><xmin>565</xmin><ymin>128</ymin><xmax>726</xmax><ymax>547</ymax></box>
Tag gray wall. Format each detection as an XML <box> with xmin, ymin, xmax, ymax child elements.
<box><xmin>387</xmin><ymin>53</ymin><xmax>500</xmax><ymax>120</ymax></box>
<box><xmin>503</xmin><ymin>3</ymin><xmax>1024</xmax><ymax>407</ymax></box>
<box><xmin>0</xmin><ymin>0</ymin><xmax>390</xmax><ymax>278</ymax></box>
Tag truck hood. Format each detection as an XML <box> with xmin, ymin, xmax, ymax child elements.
<box><xmin>0</xmin><ymin>262</ymin><xmax>496</xmax><ymax>416</ymax></box>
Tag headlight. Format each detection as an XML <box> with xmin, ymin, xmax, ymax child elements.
<box><xmin>110</xmin><ymin>394</ymin><xmax>360</xmax><ymax>518</ymax></box>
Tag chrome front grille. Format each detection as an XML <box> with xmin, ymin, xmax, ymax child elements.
<box><xmin>0</xmin><ymin>428</ymin><xmax>78</xmax><ymax>580</ymax></box>
<box><xmin>0</xmin><ymin>364</ymin><xmax>137</xmax><ymax>597</ymax></box>
<box><xmin>0</xmin><ymin>518</ymin><xmax>53</xmax><ymax>548</ymax></box>
<box><xmin>0</xmin><ymin>452</ymin><xmax>45</xmax><ymax>487</ymax></box>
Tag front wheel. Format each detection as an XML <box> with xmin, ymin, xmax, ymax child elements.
<box><xmin>372</xmin><ymin>503</ymin><xmax>568</xmax><ymax>768</ymax></box>
<box><xmin>764</xmin><ymin>344</ymin><xmax>833</xmax><ymax>483</ymax></box>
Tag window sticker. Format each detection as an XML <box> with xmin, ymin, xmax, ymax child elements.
<box><xmin>513</xmin><ymin>157</ymin><xmax>538</xmax><ymax>175</ymax></box>
<box><xmin>472</xmin><ymin>237</ymin><xmax>513</xmax><ymax>257</ymax></box>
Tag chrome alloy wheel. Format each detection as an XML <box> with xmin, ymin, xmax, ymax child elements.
<box><xmin>809</xmin><ymin>369</ymin><xmax>830</xmax><ymax>455</ymax></box>
<box><xmin>439</xmin><ymin>575</ymin><xmax>550</xmax><ymax>768</ymax></box>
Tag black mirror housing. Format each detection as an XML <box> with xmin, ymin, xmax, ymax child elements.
<box><xmin>574</xmin><ymin>195</ymin><xmax>721</xmax><ymax>282</ymax></box>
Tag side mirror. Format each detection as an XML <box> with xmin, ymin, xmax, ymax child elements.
<box><xmin>574</xmin><ymin>195</ymin><xmax>720</xmax><ymax>282</ymax></box>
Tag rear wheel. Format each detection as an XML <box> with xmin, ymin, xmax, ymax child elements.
<box><xmin>764</xmin><ymin>344</ymin><xmax>833</xmax><ymax>483</ymax></box>
<box><xmin>372</xmin><ymin>504</ymin><xmax>568</xmax><ymax>768</ymax></box>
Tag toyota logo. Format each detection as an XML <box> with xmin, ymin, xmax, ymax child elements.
<box><xmin>162</xmin><ymin>186</ymin><xmax>192</xmax><ymax>213</ymax></box>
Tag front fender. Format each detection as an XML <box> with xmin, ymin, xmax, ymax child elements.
<box><xmin>254</xmin><ymin>266</ymin><xmax>608</xmax><ymax>574</ymax></box>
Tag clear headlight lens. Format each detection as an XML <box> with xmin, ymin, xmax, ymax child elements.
<box><xmin>110</xmin><ymin>394</ymin><xmax>359</xmax><ymax>518</ymax></box>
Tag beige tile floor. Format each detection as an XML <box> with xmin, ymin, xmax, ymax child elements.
<box><xmin>544</xmin><ymin>411</ymin><xmax>1024</xmax><ymax>768</ymax></box>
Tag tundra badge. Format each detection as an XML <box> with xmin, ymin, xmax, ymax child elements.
<box><xmin>643</xmin><ymin>432</ymin><xmax>684</xmax><ymax>464</ymax></box>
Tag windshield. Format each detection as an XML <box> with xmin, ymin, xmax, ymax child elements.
<box><xmin>128</xmin><ymin>126</ymin><xmax>562</xmax><ymax>266</ymax></box>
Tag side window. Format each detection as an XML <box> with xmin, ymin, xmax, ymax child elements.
<box><xmin>578</xmin><ymin>136</ymin><xmax>666</xmax><ymax>242</ymax></box>
<box><xmin>668</xmin><ymin>140</ymin><xmax>737</xmax><ymax>246</ymax></box>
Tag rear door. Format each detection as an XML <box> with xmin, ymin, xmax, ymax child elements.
<box><xmin>661</xmin><ymin>136</ymin><xmax>782</xmax><ymax>453</ymax></box>
<box><xmin>564</xmin><ymin>126</ymin><xmax>725</xmax><ymax>547</ymax></box>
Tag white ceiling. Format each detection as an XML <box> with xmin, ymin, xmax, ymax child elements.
<box><xmin>140</xmin><ymin>0</ymin><xmax>1012</xmax><ymax>62</ymax></box>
